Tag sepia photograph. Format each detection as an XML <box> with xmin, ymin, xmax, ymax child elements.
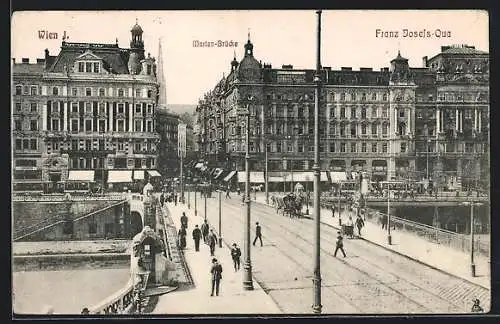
<box><xmin>11</xmin><ymin>9</ymin><xmax>490</xmax><ymax>315</ymax></box>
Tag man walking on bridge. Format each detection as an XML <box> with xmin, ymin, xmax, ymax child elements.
<box><xmin>334</xmin><ymin>231</ymin><xmax>346</xmax><ymax>257</ymax></box>
<box><xmin>210</xmin><ymin>258</ymin><xmax>223</xmax><ymax>296</ymax></box>
<box><xmin>201</xmin><ymin>220</ymin><xmax>209</xmax><ymax>244</ymax></box>
<box><xmin>253</xmin><ymin>222</ymin><xmax>263</xmax><ymax>247</ymax></box>
<box><xmin>208</xmin><ymin>229</ymin><xmax>218</xmax><ymax>256</ymax></box>
<box><xmin>192</xmin><ymin>225</ymin><xmax>201</xmax><ymax>252</ymax></box>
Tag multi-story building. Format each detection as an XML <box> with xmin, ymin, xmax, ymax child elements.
<box><xmin>194</xmin><ymin>38</ymin><xmax>489</xmax><ymax>191</ymax></box>
<box><xmin>12</xmin><ymin>21</ymin><xmax>162</xmax><ymax>191</ymax></box>
<box><xmin>156</xmin><ymin>109</ymin><xmax>179</xmax><ymax>178</ymax></box>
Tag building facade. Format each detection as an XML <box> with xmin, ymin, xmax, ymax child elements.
<box><xmin>156</xmin><ymin>110</ymin><xmax>179</xmax><ymax>178</ymax></box>
<box><xmin>194</xmin><ymin>39</ymin><xmax>489</xmax><ymax>190</ymax></box>
<box><xmin>12</xmin><ymin>21</ymin><xmax>161</xmax><ymax>191</ymax></box>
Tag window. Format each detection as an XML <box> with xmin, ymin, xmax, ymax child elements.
<box><xmin>350</xmin><ymin>93</ymin><xmax>356</xmax><ymax>101</ymax></box>
<box><xmin>351</xmin><ymin>143</ymin><xmax>356</xmax><ymax>152</ymax></box>
<box><xmin>382</xmin><ymin>123</ymin><xmax>388</xmax><ymax>135</ymax></box>
<box><xmin>361</xmin><ymin>142</ymin><xmax>367</xmax><ymax>152</ymax></box>
<box><xmin>361</xmin><ymin>123</ymin><xmax>367</xmax><ymax>135</ymax></box>
<box><xmin>382</xmin><ymin>143</ymin><xmax>388</xmax><ymax>153</ymax></box>
<box><xmin>147</xmin><ymin>90</ymin><xmax>152</xmax><ymax>98</ymax></box>
<box><xmin>372</xmin><ymin>143</ymin><xmax>377</xmax><ymax>153</ymax></box>
<box><xmin>71</xmin><ymin>119</ymin><xmax>78</xmax><ymax>132</ymax></box>
<box><xmin>464</xmin><ymin>109</ymin><xmax>472</xmax><ymax>119</ymax></box>
<box><xmin>30</xmin><ymin>86</ymin><xmax>37</xmax><ymax>95</ymax></box>
<box><xmin>98</xmin><ymin>120</ymin><xmax>105</xmax><ymax>132</ymax></box>
<box><xmin>118</xmin><ymin>104</ymin><xmax>124</xmax><ymax>114</ymax></box>
<box><xmin>118</xmin><ymin>89</ymin><xmax>124</xmax><ymax>97</ymax></box>
<box><xmin>14</xmin><ymin>120</ymin><xmax>21</xmax><ymax>130</ymax></box>
<box><xmin>71</xmin><ymin>103</ymin><xmax>78</xmax><ymax>113</ymax></box>
<box><xmin>361</xmin><ymin>107</ymin><xmax>366</xmax><ymax>119</ymax></box>
<box><xmin>93</xmin><ymin>62</ymin><xmax>100</xmax><ymax>73</ymax></box>
<box><xmin>86</xmin><ymin>88</ymin><xmax>92</xmax><ymax>96</ymax></box>
<box><xmin>340</xmin><ymin>107</ymin><xmax>346</xmax><ymax>118</ymax></box>
<box><xmin>341</xmin><ymin>93</ymin><xmax>345</xmax><ymax>101</ymax></box>
<box><xmin>85</xmin><ymin>102</ymin><xmax>92</xmax><ymax>113</ymax></box>
<box><xmin>72</xmin><ymin>88</ymin><xmax>78</xmax><ymax>96</ymax></box>
<box><xmin>400</xmin><ymin>143</ymin><xmax>406</xmax><ymax>153</ymax></box>
<box><xmin>30</xmin><ymin>102</ymin><xmax>37</xmax><ymax>112</ymax></box>
<box><xmin>135</xmin><ymin>104</ymin><xmax>142</xmax><ymax>114</ymax></box>
<box><xmin>371</xmin><ymin>123</ymin><xmax>377</xmax><ymax>135</ymax></box>
<box><xmin>372</xmin><ymin>93</ymin><xmax>377</xmax><ymax>101</ymax></box>
<box><xmin>15</xmin><ymin>102</ymin><xmax>22</xmax><ymax>112</ymax></box>
<box><xmin>117</xmin><ymin>120</ymin><xmax>124</xmax><ymax>132</ymax></box>
<box><xmin>98</xmin><ymin>102</ymin><xmax>105</xmax><ymax>114</ymax></box>
<box><xmin>340</xmin><ymin>143</ymin><xmax>346</xmax><ymax>152</ymax></box>
<box><xmin>52</xmin><ymin>87</ymin><xmax>59</xmax><ymax>95</ymax></box>
<box><xmin>350</xmin><ymin>124</ymin><xmax>357</xmax><ymax>136</ymax></box>
<box><xmin>372</xmin><ymin>107</ymin><xmax>378</xmax><ymax>118</ymax></box>
<box><xmin>340</xmin><ymin>125</ymin><xmax>345</xmax><ymax>137</ymax></box>
<box><xmin>288</xmin><ymin>143</ymin><xmax>293</xmax><ymax>152</ymax></box>
<box><xmin>78</xmin><ymin>62</ymin><xmax>85</xmax><ymax>72</ymax></box>
<box><xmin>30</xmin><ymin>120</ymin><xmax>38</xmax><ymax>131</ymax></box>
<box><xmin>135</xmin><ymin>89</ymin><xmax>141</xmax><ymax>98</ymax></box>
<box><xmin>276</xmin><ymin>142</ymin><xmax>282</xmax><ymax>153</ymax></box>
<box><xmin>351</xmin><ymin>107</ymin><xmax>356</xmax><ymax>119</ymax></box>
<box><xmin>147</xmin><ymin>121</ymin><xmax>152</xmax><ymax>132</ymax></box>
<box><xmin>15</xmin><ymin>85</ymin><xmax>22</xmax><ymax>95</ymax></box>
<box><xmin>382</xmin><ymin>107</ymin><xmax>388</xmax><ymax>118</ymax></box>
<box><xmin>438</xmin><ymin>93</ymin><xmax>445</xmax><ymax>101</ymax></box>
<box><xmin>147</xmin><ymin>105</ymin><xmax>152</xmax><ymax>114</ymax></box>
<box><xmin>51</xmin><ymin>119</ymin><xmax>59</xmax><ymax>131</ymax></box>
<box><xmin>16</xmin><ymin>139</ymin><xmax>22</xmax><ymax>150</ymax></box>
<box><xmin>30</xmin><ymin>139</ymin><xmax>37</xmax><ymax>150</ymax></box>
<box><xmin>98</xmin><ymin>88</ymin><xmax>105</xmax><ymax>97</ymax></box>
<box><xmin>23</xmin><ymin>86</ymin><xmax>29</xmax><ymax>95</ymax></box>
<box><xmin>23</xmin><ymin>139</ymin><xmax>29</xmax><ymax>149</ymax></box>
<box><xmin>84</xmin><ymin>120</ymin><xmax>91</xmax><ymax>131</ymax></box>
<box><xmin>399</xmin><ymin>109</ymin><xmax>405</xmax><ymax>118</ymax></box>
<box><xmin>86</xmin><ymin>62</ymin><xmax>92</xmax><ymax>73</ymax></box>
<box><xmin>382</xmin><ymin>93</ymin><xmax>388</xmax><ymax>101</ymax></box>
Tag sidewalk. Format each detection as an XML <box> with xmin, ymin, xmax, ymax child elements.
<box><xmin>152</xmin><ymin>200</ymin><xmax>281</xmax><ymax>314</ymax></box>
<box><xmin>254</xmin><ymin>192</ymin><xmax>490</xmax><ymax>289</ymax></box>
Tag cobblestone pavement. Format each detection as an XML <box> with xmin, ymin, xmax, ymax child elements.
<box><xmin>185</xmin><ymin>192</ymin><xmax>490</xmax><ymax>314</ymax></box>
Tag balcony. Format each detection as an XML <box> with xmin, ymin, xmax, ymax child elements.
<box><xmin>60</xmin><ymin>149</ymin><xmax>116</xmax><ymax>155</ymax></box>
<box><xmin>132</xmin><ymin>149</ymin><xmax>157</xmax><ymax>155</ymax></box>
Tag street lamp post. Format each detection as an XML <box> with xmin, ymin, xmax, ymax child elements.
<box><xmin>242</xmin><ymin>101</ymin><xmax>254</xmax><ymax>290</ymax></box>
<box><xmin>218</xmin><ymin>190</ymin><xmax>223</xmax><ymax>247</ymax></box>
<box><xmin>312</xmin><ymin>9</ymin><xmax>322</xmax><ymax>314</ymax></box>
<box><xmin>187</xmin><ymin>184</ymin><xmax>191</xmax><ymax>209</ymax></box>
<box><xmin>387</xmin><ymin>187</ymin><xmax>392</xmax><ymax>245</ymax></box>
<box><xmin>204</xmin><ymin>183</ymin><xmax>207</xmax><ymax>222</ymax></box>
<box><xmin>194</xmin><ymin>184</ymin><xmax>197</xmax><ymax>216</ymax></box>
<box><xmin>426</xmin><ymin>139</ymin><xmax>431</xmax><ymax>180</ymax></box>
<box><xmin>462</xmin><ymin>200</ymin><xmax>481</xmax><ymax>277</ymax></box>
<box><xmin>265</xmin><ymin>143</ymin><xmax>269</xmax><ymax>204</ymax></box>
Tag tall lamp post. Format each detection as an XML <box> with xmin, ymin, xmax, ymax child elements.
<box><xmin>426</xmin><ymin>139</ymin><xmax>431</xmax><ymax>180</ymax></box>
<box><xmin>312</xmin><ymin>9</ymin><xmax>322</xmax><ymax>314</ymax></box>
<box><xmin>218</xmin><ymin>189</ymin><xmax>223</xmax><ymax>247</ymax></box>
<box><xmin>194</xmin><ymin>184</ymin><xmax>197</xmax><ymax>216</ymax></box>
<box><xmin>243</xmin><ymin>97</ymin><xmax>254</xmax><ymax>290</ymax></box>
<box><xmin>204</xmin><ymin>182</ymin><xmax>207</xmax><ymax>221</ymax></box>
<box><xmin>387</xmin><ymin>186</ymin><xmax>392</xmax><ymax>245</ymax></box>
<box><xmin>461</xmin><ymin>200</ymin><xmax>482</xmax><ymax>277</ymax></box>
<box><xmin>187</xmin><ymin>185</ymin><xmax>191</xmax><ymax>209</ymax></box>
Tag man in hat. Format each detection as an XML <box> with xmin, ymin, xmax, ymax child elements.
<box><xmin>208</xmin><ymin>229</ymin><xmax>218</xmax><ymax>256</ymax></box>
<box><xmin>192</xmin><ymin>225</ymin><xmax>202</xmax><ymax>252</ymax></box>
<box><xmin>180</xmin><ymin>212</ymin><xmax>188</xmax><ymax>230</ymax></box>
<box><xmin>334</xmin><ymin>231</ymin><xmax>346</xmax><ymax>257</ymax></box>
<box><xmin>210</xmin><ymin>258</ymin><xmax>223</xmax><ymax>296</ymax></box>
<box><xmin>201</xmin><ymin>219</ymin><xmax>209</xmax><ymax>243</ymax></box>
<box><xmin>471</xmin><ymin>299</ymin><xmax>484</xmax><ymax>312</ymax></box>
<box><xmin>230</xmin><ymin>243</ymin><xmax>241</xmax><ymax>271</ymax></box>
<box><xmin>253</xmin><ymin>222</ymin><xmax>263</xmax><ymax>247</ymax></box>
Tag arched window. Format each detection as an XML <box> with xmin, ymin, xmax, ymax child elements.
<box><xmin>361</xmin><ymin>107</ymin><xmax>367</xmax><ymax>119</ymax></box>
<box><xmin>371</xmin><ymin>123</ymin><xmax>378</xmax><ymax>135</ymax></box>
<box><xmin>382</xmin><ymin>122</ymin><xmax>389</xmax><ymax>135</ymax></box>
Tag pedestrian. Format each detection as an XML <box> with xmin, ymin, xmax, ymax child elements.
<box><xmin>334</xmin><ymin>231</ymin><xmax>346</xmax><ymax>257</ymax></box>
<box><xmin>192</xmin><ymin>225</ymin><xmax>202</xmax><ymax>252</ymax></box>
<box><xmin>381</xmin><ymin>214</ymin><xmax>388</xmax><ymax>230</ymax></box>
<box><xmin>160</xmin><ymin>192</ymin><xmax>165</xmax><ymax>207</ymax></box>
<box><xmin>201</xmin><ymin>219</ymin><xmax>209</xmax><ymax>243</ymax></box>
<box><xmin>355</xmin><ymin>215</ymin><xmax>365</xmax><ymax>237</ymax></box>
<box><xmin>225</xmin><ymin>187</ymin><xmax>231</xmax><ymax>199</ymax></box>
<box><xmin>346</xmin><ymin>216</ymin><xmax>355</xmax><ymax>239</ymax></box>
<box><xmin>208</xmin><ymin>229</ymin><xmax>218</xmax><ymax>256</ymax></box>
<box><xmin>230</xmin><ymin>243</ymin><xmax>241</xmax><ymax>271</ymax></box>
<box><xmin>210</xmin><ymin>258</ymin><xmax>223</xmax><ymax>296</ymax></box>
<box><xmin>331</xmin><ymin>205</ymin><xmax>335</xmax><ymax>218</ymax></box>
<box><xmin>252</xmin><ymin>222</ymin><xmax>263</xmax><ymax>247</ymax></box>
<box><xmin>236</xmin><ymin>187</ymin><xmax>241</xmax><ymax>195</ymax></box>
<box><xmin>180</xmin><ymin>212</ymin><xmax>188</xmax><ymax>230</ymax></box>
<box><xmin>174</xmin><ymin>192</ymin><xmax>178</xmax><ymax>206</ymax></box>
<box><xmin>471</xmin><ymin>299</ymin><xmax>484</xmax><ymax>312</ymax></box>
<box><xmin>81</xmin><ymin>307</ymin><xmax>90</xmax><ymax>315</ymax></box>
<box><xmin>178</xmin><ymin>227</ymin><xmax>187</xmax><ymax>249</ymax></box>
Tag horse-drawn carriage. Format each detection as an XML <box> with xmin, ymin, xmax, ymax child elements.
<box><xmin>274</xmin><ymin>192</ymin><xmax>306</xmax><ymax>219</ymax></box>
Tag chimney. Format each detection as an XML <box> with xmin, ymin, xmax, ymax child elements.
<box><xmin>380</xmin><ymin>67</ymin><xmax>389</xmax><ymax>72</ymax></box>
<box><xmin>341</xmin><ymin>67</ymin><xmax>352</xmax><ymax>71</ymax></box>
<box><xmin>323</xmin><ymin>66</ymin><xmax>331</xmax><ymax>70</ymax></box>
<box><xmin>360</xmin><ymin>67</ymin><xmax>373</xmax><ymax>71</ymax></box>
<box><xmin>37</xmin><ymin>58</ymin><xmax>45</xmax><ymax>64</ymax></box>
<box><xmin>22</xmin><ymin>58</ymin><xmax>29</xmax><ymax>63</ymax></box>
<box><xmin>12</xmin><ymin>58</ymin><xmax>15</xmax><ymax>64</ymax></box>
<box><xmin>282</xmin><ymin>64</ymin><xmax>293</xmax><ymax>69</ymax></box>
<box><xmin>441</xmin><ymin>46</ymin><xmax>451</xmax><ymax>52</ymax></box>
<box><xmin>422</xmin><ymin>56</ymin><xmax>428</xmax><ymax>68</ymax></box>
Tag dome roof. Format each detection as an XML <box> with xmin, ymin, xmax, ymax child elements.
<box><xmin>131</xmin><ymin>20</ymin><xmax>143</xmax><ymax>34</ymax></box>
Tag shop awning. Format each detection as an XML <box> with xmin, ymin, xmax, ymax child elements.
<box><xmin>133</xmin><ymin>170</ymin><xmax>145</xmax><ymax>180</ymax></box>
<box><xmin>330</xmin><ymin>171</ymin><xmax>347</xmax><ymax>183</ymax></box>
<box><xmin>147</xmin><ymin>170</ymin><xmax>162</xmax><ymax>177</ymax></box>
<box><xmin>285</xmin><ymin>171</ymin><xmax>314</xmax><ymax>182</ymax></box>
<box><xmin>107</xmin><ymin>170</ymin><xmax>133</xmax><ymax>183</ymax></box>
<box><xmin>238</xmin><ymin>171</ymin><xmax>265</xmax><ymax>183</ymax></box>
<box><xmin>268</xmin><ymin>176</ymin><xmax>285</xmax><ymax>183</ymax></box>
<box><xmin>213</xmin><ymin>168</ymin><xmax>224</xmax><ymax>180</ymax></box>
<box><xmin>67</xmin><ymin>170</ymin><xmax>95</xmax><ymax>182</ymax></box>
<box><xmin>223</xmin><ymin>171</ymin><xmax>237</xmax><ymax>182</ymax></box>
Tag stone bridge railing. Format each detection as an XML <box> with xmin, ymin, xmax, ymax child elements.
<box><xmin>89</xmin><ymin>277</ymin><xmax>135</xmax><ymax>314</ymax></box>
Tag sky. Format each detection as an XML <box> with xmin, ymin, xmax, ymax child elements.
<box><xmin>12</xmin><ymin>10</ymin><xmax>489</xmax><ymax>105</ymax></box>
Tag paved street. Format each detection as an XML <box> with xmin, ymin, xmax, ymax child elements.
<box><xmin>183</xmin><ymin>191</ymin><xmax>490</xmax><ymax>314</ymax></box>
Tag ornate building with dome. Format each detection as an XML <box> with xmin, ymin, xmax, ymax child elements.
<box><xmin>194</xmin><ymin>39</ymin><xmax>489</xmax><ymax>191</ymax></box>
<box><xmin>12</xmin><ymin>20</ymin><xmax>163</xmax><ymax>192</ymax></box>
